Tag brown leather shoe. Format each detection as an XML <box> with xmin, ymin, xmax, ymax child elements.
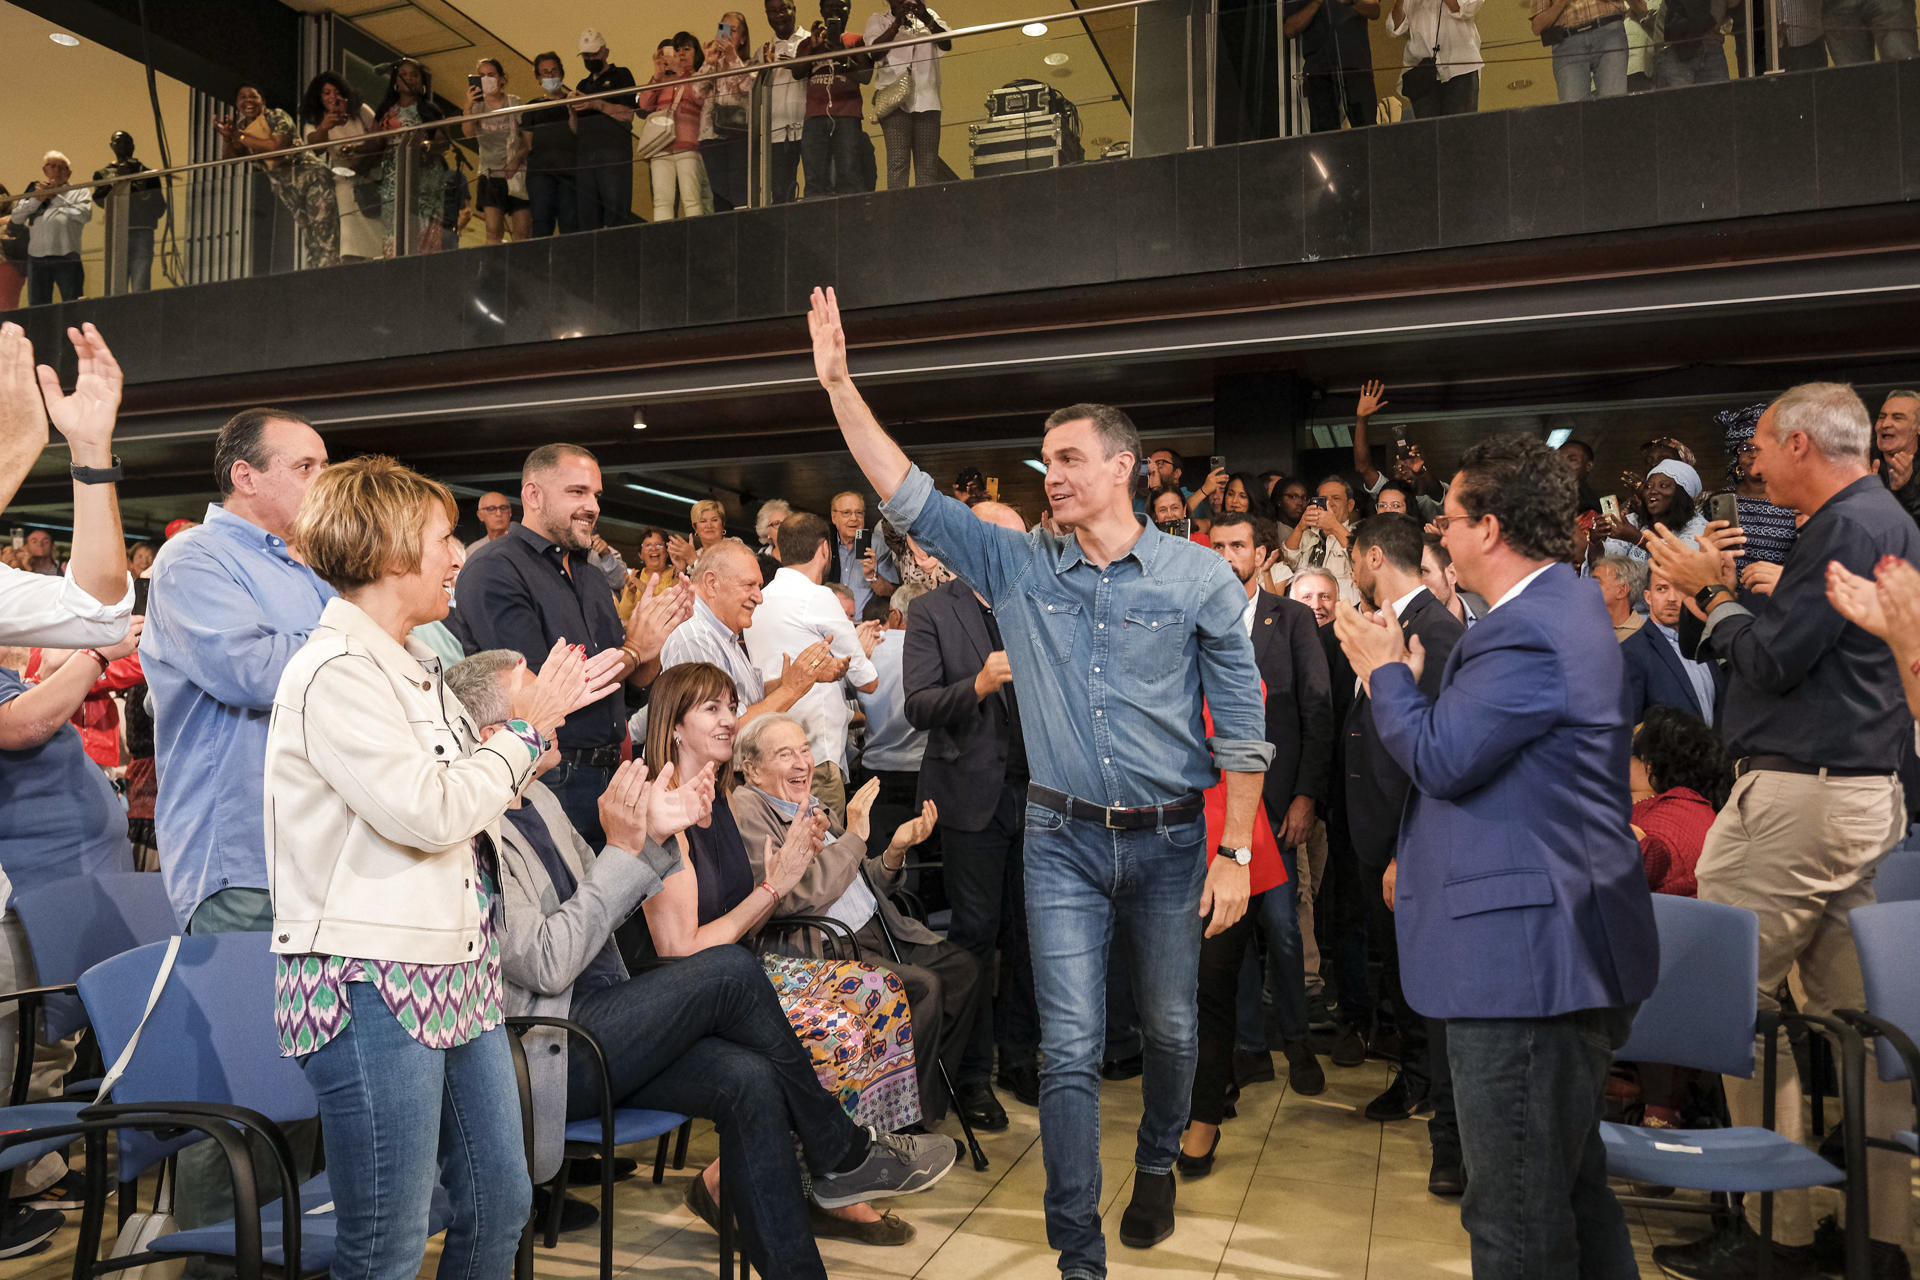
<box><xmin>806</xmin><ymin>1203</ymin><xmax>916</xmax><ymax>1245</ymax></box>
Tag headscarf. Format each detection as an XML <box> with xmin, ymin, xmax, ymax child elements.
<box><xmin>1647</xmin><ymin>459</ymin><xmax>1702</xmax><ymax>500</ymax></box>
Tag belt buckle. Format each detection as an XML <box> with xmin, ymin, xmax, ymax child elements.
<box><xmin>1105</xmin><ymin>804</ymin><xmax>1123</xmax><ymax>830</ymax></box>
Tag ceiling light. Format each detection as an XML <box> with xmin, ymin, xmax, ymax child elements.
<box><xmin>50</xmin><ymin>32</ymin><xmax>79</xmax><ymax>46</ymax></box>
<box><xmin>1021</xmin><ymin>21</ymin><xmax>1048</xmax><ymax>35</ymax></box>
<box><xmin>1024</xmin><ymin>459</ymin><xmax>1048</xmax><ymax>475</ymax></box>
<box><xmin>632</xmin><ymin>409</ymin><xmax>648</xmax><ymax>430</ymax></box>
<box><xmin>627</xmin><ymin>482</ymin><xmax>701</xmax><ymax>505</ymax></box>
<box><xmin>1507</xmin><ymin>78</ymin><xmax>1532</xmax><ymax>90</ymax></box>
<box><xmin>1545</xmin><ymin>428</ymin><xmax>1572</xmax><ymax>449</ymax></box>
<box><xmin>1043</xmin><ymin>52</ymin><xmax>1069</xmax><ymax>66</ymax></box>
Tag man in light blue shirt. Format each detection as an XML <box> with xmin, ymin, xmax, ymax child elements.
<box><xmin>809</xmin><ymin>287</ymin><xmax>1271</xmax><ymax>1280</ymax></box>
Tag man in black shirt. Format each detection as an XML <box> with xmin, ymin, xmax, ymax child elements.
<box><xmin>92</xmin><ymin>132</ymin><xmax>164</xmax><ymax>293</ymax></box>
<box><xmin>1648</xmin><ymin>382</ymin><xmax>1920</xmax><ymax>1280</ymax></box>
<box><xmin>1872</xmin><ymin>388</ymin><xmax>1920</xmax><ymax>526</ymax></box>
<box><xmin>1283</xmin><ymin>0</ymin><xmax>1379</xmax><ymax>131</ymax></box>
<box><xmin>455</xmin><ymin>443</ymin><xmax>692</xmax><ymax>852</ymax></box>
<box><xmin>572</xmin><ymin>28</ymin><xmax>639</xmax><ymax>229</ymax></box>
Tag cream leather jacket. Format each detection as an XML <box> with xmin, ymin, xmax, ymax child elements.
<box><xmin>265</xmin><ymin>597</ymin><xmax>539</xmax><ymax>965</ymax></box>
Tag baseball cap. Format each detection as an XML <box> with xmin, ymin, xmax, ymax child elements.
<box><xmin>579</xmin><ymin>28</ymin><xmax>607</xmax><ymax>53</ymax></box>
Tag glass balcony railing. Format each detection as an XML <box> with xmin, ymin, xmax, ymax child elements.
<box><xmin>0</xmin><ymin>0</ymin><xmax>1906</xmax><ymax>310</ymax></box>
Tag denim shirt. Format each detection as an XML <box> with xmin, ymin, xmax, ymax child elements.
<box><xmin>880</xmin><ymin>465</ymin><xmax>1271</xmax><ymax>808</ymax></box>
<box><xmin>145</xmin><ymin>504</ymin><xmax>336</xmax><ymax>925</ymax></box>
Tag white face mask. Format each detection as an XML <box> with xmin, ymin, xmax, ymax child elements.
<box><xmin>481</xmin><ymin>75</ymin><xmax>500</xmax><ymax>94</ymax></box>
<box><xmin>540</xmin><ymin>76</ymin><xmax>564</xmax><ymax>92</ymax></box>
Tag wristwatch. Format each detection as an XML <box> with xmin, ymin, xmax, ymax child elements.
<box><xmin>1695</xmin><ymin>583</ymin><xmax>1735</xmax><ymax>613</ymax></box>
<box><xmin>70</xmin><ymin>455</ymin><xmax>123</xmax><ymax>485</ymax></box>
<box><xmin>1218</xmin><ymin>845</ymin><xmax>1253</xmax><ymax>866</ymax></box>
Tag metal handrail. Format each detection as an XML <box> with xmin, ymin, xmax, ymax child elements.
<box><xmin>19</xmin><ymin>0</ymin><xmax>1162</xmax><ymax>201</ymax></box>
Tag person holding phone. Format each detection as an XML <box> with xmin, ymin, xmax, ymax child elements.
<box><xmin>703</xmin><ymin>13</ymin><xmax>756</xmax><ymax>210</ymax></box>
<box><xmin>864</xmin><ymin>0</ymin><xmax>951</xmax><ymax>190</ymax></box>
<box><xmin>463</xmin><ymin>58</ymin><xmax>531</xmax><ymax>245</ymax></box>
<box><xmin>1596</xmin><ymin>458</ymin><xmax>1706</xmax><ymax>561</ymax></box>
<box><xmin>823</xmin><ymin>491</ymin><xmax>898</xmax><ymax>618</ymax></box>
<box><xmin>638</xmin><ymin>33</ymin><xmax>716</xmax><ymax>221</ymax></box>
<box><xmin>302</xmin><ymin>73</ymin><xmax>382</xmax><ymax>263</ymax></box>
<box><xmin>793</xmin><ymin>0</ymin><xmax>875</xmax><ymax>198</ymax></box>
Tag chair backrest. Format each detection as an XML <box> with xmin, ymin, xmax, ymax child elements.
<box><xmin>1615</xmin><ymin>895</ymin><xmax>1759</xmax><ymax>1077</ymax></box>
<box><xmin>1870</xmin><ymin>850</ymin><xmax>1920</xmax><ymax>905</ymax></box>
<box><xmin>77</xmin><ymin>933</ymin><xmax>316</xmax><ymax>1180</ymax></box>
<box><xmin>14</xmin><ymin>872</ymin><xmax>181</xmax><ymax>1040</ymax></box>
<box><xmin>1849</xmin><ymin>900</ymin><xmax>1920</xmax><ymax>1083</ymax></box>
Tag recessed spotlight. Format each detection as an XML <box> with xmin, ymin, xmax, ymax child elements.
<box><xmin>1507</xmin><ymin>78</ymin><xmax>1533</xmax><ymax>90</ymax></box>
<box><xmin>1044</xmin><ymin>51</ymin><xmax>1069</xmax><ymax>66</ymax></box>
<box><xmin>1021</xmin><ymin>21</ymin><xmax>1048</xmax><ymax>35</ymax></box>
<box><xmin>632</xmin><ymin>409</ymin><xmax>648</xmax><ymax>430</ymax></box>
<box><xmin>50</xmin><ymin>32</ymin><xmax>80</xmax><ymax>46</ymax></box>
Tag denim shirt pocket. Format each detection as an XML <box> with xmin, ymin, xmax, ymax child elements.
<box><xmin>1025</xmin><ymin>589</ymin><xmax>1083</xmax><ymax>665</ymax></box>
<box><xmin>1119</xmin><ymin>606</ymin><xmax>1187</xmax><ymax>678</ymax></box>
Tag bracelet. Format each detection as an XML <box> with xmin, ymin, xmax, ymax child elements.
<box><xmin>81</xmin><ymin>648</ymin><xmax>108</xmax><ymax>669</ymax></box>
<box><xmin>757</xmin><ymin>880</ymin><xmax>781</xmax><ymax>901</ymax></box>
<box><xmin>620</xmin><ymin>644</ymin><xmax>643</xmax><ymax>672</ymax></box>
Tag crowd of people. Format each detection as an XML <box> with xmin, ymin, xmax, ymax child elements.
<box><xmin>3</xmin><ymin>299</ymin><xmax>1920</xmax><ymax>1280</ymax></box>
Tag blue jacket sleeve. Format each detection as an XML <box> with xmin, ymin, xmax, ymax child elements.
<box><xmin>144</xmin><ymin>553</ymin><xmax>318</xmax><ymax>711</ymax></box>
<box><xmin>1369</xmin><ymin>628</ymin><xmax>1566</xmax><ymax>802</ymax></box>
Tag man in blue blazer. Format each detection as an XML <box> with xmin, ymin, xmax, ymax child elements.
<box><xmin>1620</xmin><ymin>569</ymin><xmax>1725</xmax><ymax>726</ymax></box>
<box><xmin>1336</xmin><ymin>435</ymin><xmax>1658</xmax><ymax>1280</ymax></box>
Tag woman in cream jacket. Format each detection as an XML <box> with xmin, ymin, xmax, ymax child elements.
<box><xmin>265</xmin><ymin>455</ymin><xmax>617</xmax><ymax>1280</ymax></box>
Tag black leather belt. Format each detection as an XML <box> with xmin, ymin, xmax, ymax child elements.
<box><xmin>1565</xmin><ymin>11</ymin><xmax>1625</xmax><ymax>32</ymax></box>
<box><xmin>1734</xmin><ymin>754</ymin><xmax>1889</xmax><ymax>780</ymax></box>
<box><xmin>1027</xmin><ymin>784</ymin><xmax>1204</xmax><ymax>831</ymax></box>
<box><xmin>560</xmin><ymin>745</ymin><xmax>624</xmax><ymax>768</ymax></box>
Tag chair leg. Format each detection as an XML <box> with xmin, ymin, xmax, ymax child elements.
<box><xmin>71</xmin><ymin>1129</ymin><xmax>110</xmax><ymax>1280</ymax></box>
<box><xmin>542</xmin><ymin>1159</ymin><xmax>569</xmax><ymax>1249</ymax></box>
<box><xmin>599</xmin><ymin>1134</ymin><xmax>616</xmax><ymax>1280</ymax></box>
<box><xmin>717</xmin><ymin>1172</ymin><xmax>733</xmax><ymax>1280</ymax></box>
<box><xmin>654</xmin><ymin>1132</ymin><xmax>670</xmax><ymax>1186</ymax></box>
<box><xmin>673</xmin><ymin>1119</ymin><xmax>691</xmax><ymax>1170</ymax></box>
<box><xmin>1757</xmin><ymin>1192</ymin><xmax>1773</xmax><ymax>1280</ymax></box>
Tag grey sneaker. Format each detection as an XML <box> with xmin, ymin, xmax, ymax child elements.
<box><xmin>811</xmin><ymin>1127</ymin><xmax>957</xmax><ymax>1209</ymax></box>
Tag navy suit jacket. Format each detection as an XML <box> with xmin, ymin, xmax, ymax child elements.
<box><xmin>1345</xmin><ymin>589</ymin><xmax>1465</xmax><ymax>870</ymax></box>
<box><xmin>1620</xmin><ymin>620</ymin><xmax>1725</xmax><ymax>726</ymax></box>
<box><xmin>902</xmin><ymin>578</ymin><xmax>1014</xmax><ymax>833</ymax></box>
<box><xmin>1250</xmin><ymin>591</ymin><xmax>1335</xmax><ymax>820</ymax></box>
<box><xmin>1368</xmin><ymin>562</ymin><xmax>1659</xmax><ymax>1021</ymax></box>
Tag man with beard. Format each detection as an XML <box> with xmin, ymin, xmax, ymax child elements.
<box><xmin>456</xmin><ymin>443</ymin><xmax>692</xmax><ymax>849</ymax></box>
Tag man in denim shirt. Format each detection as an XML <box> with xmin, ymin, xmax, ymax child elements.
<box><xmin>809</xmin><ymin>288</ymin><xmax>1271</xmax><ymax>1278</ymax></box>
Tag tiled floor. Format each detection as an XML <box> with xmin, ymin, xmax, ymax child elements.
<box><xmin>14</xmin><ymin>1056</ymin><xmax>1917</xmax><ymax>1278</ymax></box>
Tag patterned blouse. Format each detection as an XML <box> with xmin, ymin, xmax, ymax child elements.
<box><xmin>274</xmin><ymin>844</ymin><xmax>503</xmax><ymax>1057</ymax></box>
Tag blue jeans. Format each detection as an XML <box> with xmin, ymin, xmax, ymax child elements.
<box><xmin>574</xmin><ymin>154</ymin><xmax>632</xmax><ymax>229</ymax></box>
<box><xmin>1447</xmin><ymin>1005</ymin><xmax>1638</xmax><ymax>1280</ymax></box>
<box><xmin>1552</xmin><ymin>21</ymin><xmax>1629</xmax><ymax>101</ymax></box>
<box><xmin>1023</xmin><ymin>802</ymin><xmax>1208</xmax><ymax>1280</ymax></box>
<box><xmin>800</xmin><ymin>115</ymin><xmax>864</xmax><ymax>199</ymax></box>
<box><xmin>1232</xmin><ymin>844</ymin><xmax>1308</xmax><ymax>1052</ymax></box>
<box><xmin>26</xmin><ymin>256</ymin><xmax>83</xmax><ymax>305</ymax></box>
<box><xmin>1652</xmin><ymin>36</ymin><xmax>1732</xmax><ymax>85</ymax></box>
<box><xmin>301</xmin><ymin>989</ymin><xmax>530</xmax><ymax>1280</ymax></box>
<box><xmin>568</xmin><ymin>946</ymin><xmax>860</xmax><ymax>1280</ymax></box>
<box><xmin>527</xmin><ymin>171</ymin><xmax>578</xmax><ymax>236</ymax></box>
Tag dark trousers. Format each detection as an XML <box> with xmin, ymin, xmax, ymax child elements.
<box><xmin>801</xmin><ymin>115</ymin><xmax>864</xmax><ymax>198</ymax></box>
<box><xmin>546</xmin><ymin>759</ymin><xmax>652</xmax><ymax>966</ymax></box>
<box><xmin>1363</xmin><ymin>860</ymin><xmax>1458</xmax><ymax>1156</ymax></box>
<box><xmin>1448</xmin><ymin>1005</ymin><xmax>1639</xmax><ymax>1280</ymax></box>
<box><xmin>707</xmin><ymin>134</ymin><xmax>749</xmax><ymax>210</ymax></box>
<box><xmin>770</xmin><ymin>140</ymin><xmax>802</xmax><ymax>204</ymax></box>
<box><xmin>575</xmin><ymin>154</ymin><xmax>632</xmax><ymax>229</ymax></box>
<box><xmin>850</xmin><ymin>915</ymin><xmax>981</xmax><ymax>1124</ymax></box>
<box><xmin>941</xmin><ymin>779</ymin><xmax>1039</xmax><ymax>1085</ymax></box>
<box><xmin>1304</xmin><ymin>66</ymin><xmax>1377</xmax><ymax>131</ymax></box>
<box><xmin>27</xmin><ymin>255</ymin><xmax>83</xmax><ymax>305</ymax></box>
<box><xmin>1407</xmin><ymin>69</ymin><xmax>1480</xmax><ymax>118</ymax></box>
<box><xmin>1233</xmin><ymin>845</ymin><xmax>1309</xmax><ymax>1051</ymax></box>
<box><xmin>1322</xmin><ymin>836</ymin><xmax>1372</xmax><ymax>1030</ymax></box>
<box><xmin>126</xmin><ymin>227</ymin><xmax>155</xmax><ymax>293</ymax></box>
<box><xmin>568</xmin><ymin>946</ymin><xmax>860</xmax><ymax>1280</ymax></box>
<box><xmin>1193</xmin><ymin>892</ymin><xmax>1263</xmax><ymax>1126</ymax></box>
<box><xmin>528</xmin><ymin>170</ymin><xmax>579</xmax><ymax>236</ymax></box>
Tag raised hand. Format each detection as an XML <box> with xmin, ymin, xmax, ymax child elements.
<box><xmin>517</xmin><ymin>639</ymin><xmax>589</xmax><ymax>736</ymax></box>
<box><xmin>778</xmin><ymin>639</ymin><xmax>839</xmax><ymax>692</ymax></box>
<box><xmin>627</xmin><ymin>574</ymin><xmax>694</xmax><ymax>664</ymax></box>
<box><xmin>1356</xmin><ymin>379</ymin><xmax>1389</xmax><ymax>419</ymax></box>
<box><xmin>581</xmin><ymin>646</ymin><xmax>629</xmax><ymax>697</ymax></box>
<box><xmin>0</xmin><ymin>323</ymin><xmax>50</xmax><ymax>504</ymax></box>
<box><xmin>598</xmin><ymin>759</ymin><xmax>656</xmax><ymax>853</ymax></box>
<box><xmin>854</xmin><ymin>618</ymin><xmax>884</xmax><ymax>658</ymax></box>
<box><xmin>36</xmin><ymin>323</ymin><xmax>121</xmax><ymax>461</ymax></box>
<box><xmin>846</xmin><ymin>774</ymin><xmax>881</xmax><ymax>841</ymax></box>
<box><xmin>666</xmin><ymin>533</ymin><xmax>696</xmax><ymax>569</ymax></box>
<box><xmin>647</xmin><ymin>760</ymin><xmax>720</xmax><ymax>842</ymax></box>
<box><xmin>886</xmin><ymin>800</ymin><xmax>937</xmax><ymax>860</ymax></box>
<box><xmin>808</xmin><ymin>286</ymin><xmax>851</xmax><ymax>390</ymax></box>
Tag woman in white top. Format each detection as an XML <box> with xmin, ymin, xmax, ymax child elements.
<box><xmin>1597</xmin><ymin>458</ymin><xmax>1709</xmax><ymax>561</ymax></box>
<box><xmin>1386</xmin><ymin>0</ymin><xmax>1484</xmax><ymax>117</ymax></box>
<box><xmin>863</xmin><ymin>0</ymin><xmax>951</xmax><ymax>190</ymax></box>
<box><xmin>703</xmin><ymin>12</ymin><xmax>757</xmax><ymax>210</ymax></box>
<box><xmin>301</xmin><ymin>72</ymin><xmax>382</xmax><ymax>262</ymax></box>
<box><xmin>462</xmin><ymin>57</ymin><xmax>531</xmax><ymax>244</ymax></box>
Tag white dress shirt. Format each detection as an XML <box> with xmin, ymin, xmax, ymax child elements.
<box><xmin>0</xmin><ymin>562</ymin><xmax>133</xmax><ymax>647</ymax></box>
<box><xmin>1491</xmin><ymin>563</ymin><xmax>1554</xmax><ymax>611</ymax></box>
<box><xmin>744</xmin><ymin>567</ymin><xmax>879</xmax><ymax>771</ymax></box>
<box><xmin>1387</xmin><ymin>0</ymin><xmax>1485</xmax><ymax>81</ymax></box>
<box><xmin>1652</xmin><ymin>620</ymin><xmax>1719</xmax><ymax>725</ymax></box>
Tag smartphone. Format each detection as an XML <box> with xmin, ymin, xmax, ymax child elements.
<box><xmin>8</xmin><ymin>527</ymin><xmax>21</xmax><ymax>550</ymax></box>
<box><xmin>986</xmin><ymin>476</ymin><xmax>1000</xmax><ymax>501</ymax></box>
<box><xmin>1136</xmin><ymin>461</ymin><xmax>1151</xmax><ymax>499</ymax></box>
<box><xmin>132</xmin><ymin>577</ymin><xmax>150</xmax><ymax>615</ymax></box>
<box><xmin>853</xmin><ymin>529</ymin><xmax>872</xmax><ymax>558</ymax></box>
<box><xmin>468</xmin><ymin>74</ymin><xmax>482</xmax><ymax>90</ymax></box>
<box><xmin>1160</xmin><ymin>518</ymin><xmax>1193</xmax><ymax>539</ymax></box>
<box><xmin>1599</xmin><ymin>494</ymin><xmax>1621</xmax><ymax>520</ymax></box>
<box><xmin>1209</xmin><ymin>455</ymin><xmax>1226</xmax><ymax>475</ymax></box>
<box><xmin>1309</xmin><ymin>495</ymin><xmax>1330</xmax><ymax>510</ymax></box>
<box><xmin>719</xmin><ymin>20</ymin><xmax>734</xmax><ymax>37</ymax></box>
<box><xmin>1705</xmin><ymin>492</ymin><xmax>1740</xmax><ymax>528</ymax></box>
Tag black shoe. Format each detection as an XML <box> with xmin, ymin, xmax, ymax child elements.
<box><xmin>1101</xmin><ymin>1053</ymin><xmax>1144</xmax><ymax>1082</ymax></box>
<box><xmin>1175</xmin><ymin>1128</ymin><xmax>1220</xmax><ymax>1179</ymax></box>
<box><xmin>1367</xmin><ymin>1026</ymin><xmax>1403</xmax><ymax>1064</ymax></box>
<box><xmin>1306</xmin><ymin>992</ymin><xmax>1338</xmax><ymax>1032</ymax></box>
<box><xmin>958</xmin><ymin>1081</ymin><xmax>1009</xmax><ymax>1133</ymax></box>
<box><xmin>0</xmin><ymin>1207</ymin><xmax>62</xmax><ymax>1260</ymax></box>
<box><xmin>1328</xmin><ymin>1025</ymin><xmax>1367</xmax><ymax>1068</ymax></box>
<box><xmin>1809</xmin><ymin>1215</ymin><xmax>1913</xmax><ymax>1280</ymax></box>
<box><xmin>567</xmin><ymin>1156</ymin><xmax>639</xmax><ymax>1186</ymax></box>
<box><xmin>1650</xmin><ymin>1218</ymin><xmax>1818</xmax><ymax>1280</ymax></box>
<box><xmin>1232</xmin><ymin>1048</ymin><xmax>1275</xmax><ymax>1087</ymax></box>
<box><xmin>1363</xmin><ymin>1074</ymin><xmax>1431</xmax><ymax>1122</ymax></box>
<box><xmin>1427</xmin><ymin>1152</ymin><xmax>1464</xmax><ymax>1198</ymax></box>
<box><xmin>996</xmin><ymin>1061</ymin><xmax>1041</xmax><ymax>1108</ymax></box>
<box><xmin>1117</xmin><ymin>1170</ymin><xmax>1176</xmax><ymax>1249</ymax></box>
<box><xmin>9</xmin><ymin>1179</ymin><xmax>82</xmax><ymax>1210</ymax></box>
<box><xmin>532</xmin><ymin>1188</ymin><xmax>600</xmax><ymax>1234</ymax></box>
<box><xmin>1282</xmin><ymin>1040</ymin><xmax>1325</xmax><ymax>1097</ymax></box>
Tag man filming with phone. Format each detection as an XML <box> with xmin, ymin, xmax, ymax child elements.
<box><xmin>1282</xmin><ymin>478</ymin><xmax>1363</xmax><ymax>604</ymax></box>
<box><xmin>824</xmin><ymin>489</ymin><xmax>898</xmax><ymax>617</ymax></box>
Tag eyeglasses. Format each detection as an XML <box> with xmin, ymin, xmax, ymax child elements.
<box><xmin>478</xmin><ymin>504</ymin><xmax>511</xmax><ymax>514</ymax></box>
<box><xmin>1430</xmin><ymin>513</ymin><xmax>1481</xmax><ymax>533</ymax></box>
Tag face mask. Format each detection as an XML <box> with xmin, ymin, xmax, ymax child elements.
<box><xmin>541</xmin><ymin>76</ymin><xmax>564</xmax><ymax>92</ymax></box>
<box><xmin>481</xmin><ymin>75</ymin><xmax>500</xmax><ymax>94</ymax></box>
<box><xmin>583</xmin><ymin>57</ymin><xmax>606</xmax><ymax>73</ymax></box>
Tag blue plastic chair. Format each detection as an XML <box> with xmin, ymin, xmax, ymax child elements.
<box><xmin>1839</xmin><ymin>901</ymin><xmax>1920</xmax><ymax>1159</ymax></box>
<box><xmin>75</xmin><ymin>933</ymin><xmax>451</xmax><ymax>1277</ymax></box>
<box><xmin>1602</xmin><ymin>894</ymin><xmax>1871</xmax><ymax>1279</ymax></box>
<box><xmin>6</xmin><ymin>872</ymin><xmax>179</xmax><ymax>1105</ymax></box>
<box><xmin>1869</xmin><ymin>850</ymin><xmax>1920</xmax><ymax>905</ymax></box>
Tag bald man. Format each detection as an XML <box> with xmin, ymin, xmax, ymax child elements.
<box><xmin>902</xmin><ymin>497</ymin><xmax>1043</xmax><ymax>1130</ymax></box>
<box><xmin>467</xmin><ymin>491</ymin><xmax>515</xmax><ymax>555</ymax></box>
